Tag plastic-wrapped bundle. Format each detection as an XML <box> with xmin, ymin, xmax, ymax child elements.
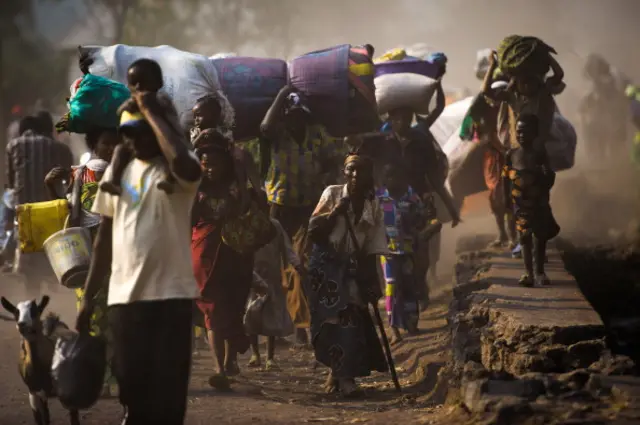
<box><xmin>51</xmin><ymin>332</ymin><xmax>107</xmax><ymax>410</ymax></box>
<box><xmin>289</xmin><ymin>44</ymin><xmax>379</xmax><ymax>136</ymax></box>
<box><xmin>374</xmin><ymin>59</ymin><xmax>440</xmax><ymax>115</ymax></box>
<box><xmin>212</xmin><ymin>57</ymin><xmax>288</xmax><ymax>141</ymax></box>
<box><xmin>80</xmin><ymin>44</ymin><xmax>225</xmax><ymax>126</ymax></box>
<box><xmin>496</xmin><ymin>35</ymin><xmax>556</xmax><ymax>78</ymax></box>
<box><xmin>64</xmin><ymin>74</ymin><xmax>130</xmax><ymax>134</ymax></box>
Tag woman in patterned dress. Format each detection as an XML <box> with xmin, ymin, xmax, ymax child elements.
<box><xmin>306</xmin><ymin>153</ymin><xmax>388</xmax><ymax>397</ymax></box>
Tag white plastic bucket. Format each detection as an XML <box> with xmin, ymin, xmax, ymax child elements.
<box><xmin>43</xmin><ymin>216</ymin><xmax>92</xmax><ymax>289</ymax></box>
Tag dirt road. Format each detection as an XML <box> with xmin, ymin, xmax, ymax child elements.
<box><xmin>0</xmin><ymin>276</ymin><xmax>451</xmax><ymax>425</ymax></box>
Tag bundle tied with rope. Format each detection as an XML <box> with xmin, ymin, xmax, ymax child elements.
<box><xmin>497</xmin><ymin>35</ymin><xmax>557</xmax><ymax>79</ymax></box>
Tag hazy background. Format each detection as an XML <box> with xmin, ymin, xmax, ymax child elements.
<box><xmin>2</xmin><ymin>0</ymin><xmax>639</xmax><ymax>269</ymax></box>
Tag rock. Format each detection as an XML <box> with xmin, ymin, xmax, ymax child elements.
<box><xmin>486</xmin><ymin>378</ymin><xmax>546</xmax><ymax>400</ymax></box>
<box><xmin>565</xmin><ymin>340</ymin><xmax>606</xmax><ymax>369</ymax></box>
<box><xmin>463</xmin><ymin>361</ymin><xmax>489</xmax><ymax>381</ymax></box>
<box><xmin>558</xmin><ymin>390</ymin><xmax>598</xmax><ymax>403</ymax></box>
<box><xmin>541</xmin><ymin>344</ymin><xmax>568</xmax><ymax>371</ymax></box>
<box><xmin>589</xmin><ymin>353</ymin><xmax>637</xmax><ymax>376</ymax></box>
<box><xmin>557</xmin><ymin>369</ymin><xmax>592</xmax><ymax>391</ymax></box>
<box><xmin>462</xmin><ymin>379</ymin><xmax>489</xmax><ymax>412</ymax></box>
<box><xmin>484</xmin><ymin>397</ymin><xmax>534</xmax><ymax>425</ymax></box>
<box><xmin>584</xmin><ymin>374</ymin><xmax>613</xmax><ymax>395</ymax></box>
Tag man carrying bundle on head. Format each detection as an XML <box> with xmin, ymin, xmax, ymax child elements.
<box><xmin>347</xmin><ymin>55</ymin><xmax>460</xmax><ymax>310</ymax></box>
<box><xmin>256</xmin><ymin>85</ymin><xmax>349</xmax><ymax>346</ymax></box>
<box><xmin>76</xmin><ymin>58</ymin><xmax>202</xmax><ymax>425</ymax></box>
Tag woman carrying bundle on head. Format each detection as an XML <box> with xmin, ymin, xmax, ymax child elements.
<box><xmin>482</xmin><ymin>35</ymin><xmax>566</xmax><ymax>151</ymax></box>
<box><xmin>190</xmin><ymin>129</ymin><xmax>259</xmax><ymax>391</ymax></box>
<box><xmin>306</xmin><ymin>152</ymin><xmax>389</xmax><ymax>397</ymax></box>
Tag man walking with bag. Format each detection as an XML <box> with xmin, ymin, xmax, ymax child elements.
<box><xmin>76</xmin><ymin>60</ymin><xmax>202</xmax><ymax>425</ymax></box>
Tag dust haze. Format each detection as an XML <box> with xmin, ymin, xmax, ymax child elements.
<box><xmin>212</xmin><ymin>0</ymin><xmax>639</xmax><ymax>266</ymax></box>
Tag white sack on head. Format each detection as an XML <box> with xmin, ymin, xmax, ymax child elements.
<box><xmin>81</xmin><ymin>44</ymin><xmax>227</xmax><ymax>128</ymax></box>
<box><xmin>375</xmin><ymin>73</ymin><xmax>438</xmax><ymax>115</ymax></box>
<box><xmin>209</xmin><ymin>52</ymin><xmax>237</xmax><ymax>60</ymax></box>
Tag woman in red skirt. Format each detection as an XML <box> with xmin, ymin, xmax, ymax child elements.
<box><xmin>191</xmin><ymin>129</ymin><xmax>254</xmax><ymax>391</ymax></box>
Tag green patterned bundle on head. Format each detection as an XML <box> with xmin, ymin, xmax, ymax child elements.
<box><xmin>497</xmin><ymin>35</ymin><xmax>556</xmax><ymax>79</ymax></box>
<box><xmin>57</xmin><ymin>74</ymin><xmax>131</xmax><ymax>134</ymax></box>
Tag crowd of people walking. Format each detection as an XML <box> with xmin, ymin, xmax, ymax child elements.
<box><xmin>4</xmin><ymin>33</ymin><xmax>635</xmax><ymax>425</ymax></box>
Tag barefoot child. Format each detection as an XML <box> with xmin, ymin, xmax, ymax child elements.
<box><xmin>100</xmin><ymin>58</ymin><xmax>186</xmax><ymax>195</ymax></box>
<box><xmin>247</xmin><ymin>218</ymin><xmax>298</xmax><ymax>370</ymax></box>
<box><xmin>377</xmin><ymin>162</ymin><xmax>442</xmax><ymax>344</ymax></box>
<box><xmin>505</xmin><ymin>115</ymin><xmax>560</xmax><ymax>287</ymax></box>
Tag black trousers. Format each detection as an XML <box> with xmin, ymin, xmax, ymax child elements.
<box><xmin>108</xmin><ymin>299</ymin><xmax>193</xmax><ymax>425</ymax></box>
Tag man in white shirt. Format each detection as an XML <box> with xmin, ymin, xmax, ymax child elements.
<box><xmin>76</xmin><ymin>60</ymin><xmax>202</xmax><ymax>425</ymax></box>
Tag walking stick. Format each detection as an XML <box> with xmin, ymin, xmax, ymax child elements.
<box><xmin>343</xmin><ymin>211</ymin><xmax>402</xmax><ymax>392</ymax></box>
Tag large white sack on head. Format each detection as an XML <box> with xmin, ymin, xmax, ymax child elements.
<box><xmin>375</xmin><ymin>73</ymin><xmax>438</xmax><ymax>115</ymax></box>
<box><xmin>82</xmin><ymin>44</ymin><xmax>223</xmax><ymax>124</ymax></box>
<box><xmin>547</xmin><ymin>112</ymin><xmax>577</xmax><ymax>172</ymax></box>
<box><xmin>431</xmin><ymin>96</ymin><xmax>474</xmax><ymax>149</ymax></box>
<box><xmin>210</xmin><ymin>52</ymin><xmax>237</xmax><ymax>59</ymax></box>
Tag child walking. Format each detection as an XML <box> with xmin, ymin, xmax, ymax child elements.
<box><xmin>247</xmin><ymin>218</ymin><xmax>298</xmax><ymax>370</ymax></box>
<box><xmin>505</xmin><ymin>115</ymin><xmax>560</xmax><ymax>287</ymax></box>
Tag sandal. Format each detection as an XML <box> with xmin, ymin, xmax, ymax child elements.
<box><xmin>518</xmin><ymin>274</ymin><xmax>534</xmax><ymax>287</ymax></box>
<box><xmin>265</xmin><ymin>359</ymin><xmax>280</xmax><ymax>371</ymax></box>
<box><xmin>208</xmin><ymin>374</ymin><xmax>232</xmax><ymax>391</ymax></box>
<box><xmin>247</xmin><ymin>355</ymin><xmax>261</xmax><ymax>368</ymax></box>
<box><xmin>512</xmin><ymin>244</ymin><xmax>523</xmax><ymax>259</ymax></box>
<box><xmin>488</xmin><ymin>238</ymin><xmax>506</xmax><ymax>248</ymax></box>
<box><xmin>535</xmin><ymin>273</ymin><xmax>551</xmax><ymax>287</ymax></box>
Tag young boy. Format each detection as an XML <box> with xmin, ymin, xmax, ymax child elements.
<box><xmin>100</xmin><ymin>58</ymin><xmax>185</xmax><ymax>195</ymax></box>
<box><xmin>377</xmin><ymin>162</ymin><xmax>442</xmax><ymax>344</ymax></box>
<box><xmin>505</xmin><ymin>115</ymin><xmax>560</xmax><ymax>287</ymax></box>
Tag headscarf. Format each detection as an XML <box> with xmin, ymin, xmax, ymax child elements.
<box><xmin>343</xmin><ymin>152</ymin><xmax>375</xmax><ymax>200</ymax></box>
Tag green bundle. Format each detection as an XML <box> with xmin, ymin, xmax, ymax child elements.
<box><xmin>497</xmin><ymin>35</ymin><xmax>556</xmax><ymax>79</ymax></box>
<box><xmin>57</xmin><ymin>74</ymin><xmax>130</xmax><ymax>134</ymax></box>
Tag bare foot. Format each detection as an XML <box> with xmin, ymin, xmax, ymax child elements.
<box><xmin>225</xmin><ymin>360</ymin><xmax>241</xmax><ymax>376</ymax></box>
<box><xmin>339</xmin><ymin>378</ymin><xmax>363</xmax><ymax>398</ymax></box>
<box><xmin>389</xmin><ymin>328</ymin><xmax>402</xmax><ymax>345</ymax></box>
<box><xmin>324</xmin><ymin>373</ymin><xmax>339</xmax><ymax>394</ymax></box>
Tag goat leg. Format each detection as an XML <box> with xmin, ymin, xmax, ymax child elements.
<box><xmin>69</xmin><ymin>408</ymin><xmax>80</xmax><ymax>425</ymax></box>
<box><xmin>29</xmin><ymin>393</ymin><xmax>50</xmax><ymax>425</ymax></box>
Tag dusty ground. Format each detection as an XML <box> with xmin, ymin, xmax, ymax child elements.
<box><xmin>0</xmin><ymin>273</ymin><xmax>453</xmax><ymax>425</ymax></box>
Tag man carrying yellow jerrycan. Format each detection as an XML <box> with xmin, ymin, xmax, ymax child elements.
<box><xmin>7</xmin><ymin>111</ymin><xmax>73</xmax><ymax>299</ymax></box>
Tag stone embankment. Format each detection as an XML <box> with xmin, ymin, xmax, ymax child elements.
<box><xmin>443</xmin><ymin>243</ymin><xmax>640</xmax><ymax>425</ymax></box>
